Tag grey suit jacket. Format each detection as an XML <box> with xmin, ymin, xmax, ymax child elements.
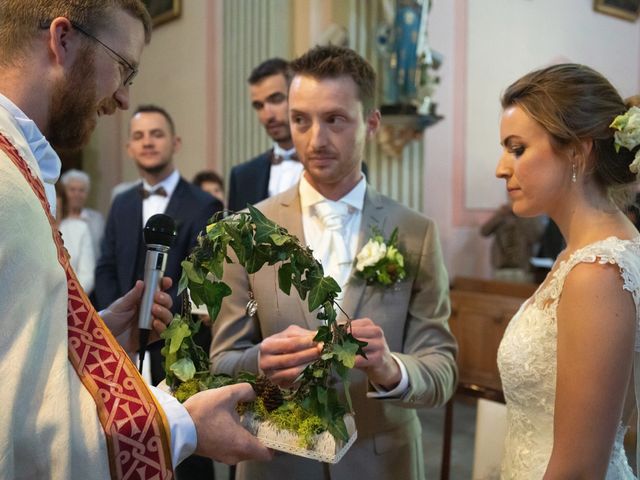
<box><xmin>210</xmin><ymin>184</ymin><xmax>457</xmax><ymax>480</ymax></box>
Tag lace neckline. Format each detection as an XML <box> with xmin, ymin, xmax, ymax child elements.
<box><xmin>532</xmin><ymin>236</ymin><xmax>640</xmax><ymax>311</ymax></box>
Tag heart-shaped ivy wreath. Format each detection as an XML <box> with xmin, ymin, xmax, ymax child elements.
<box><xmin>161</xmin><ymin>205</ymin><xmax>366</xmax><ymax>443</ymax></box>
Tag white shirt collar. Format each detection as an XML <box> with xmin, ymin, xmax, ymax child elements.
<box><xmin>141</xmin><ymin>168</ymin><xmax>180</xmax><ymax>198</ymax></box>
<box><xmin>0</xmin><ymin>93</ymin><xmax>61</xmax><ymax>214</ymax></box>
<box><xmin>299</xmin><ymin>173</ymin><xmax>367</xmax><ymax>212</ymax></box>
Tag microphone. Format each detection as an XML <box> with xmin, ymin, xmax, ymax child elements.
<box><xmin>138</xmin><ymin>213</ymin><xmax>177</xmax><ymax>373</ymax></box>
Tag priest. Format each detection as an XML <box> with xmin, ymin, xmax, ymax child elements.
<box><xmin>0</xmin><ymin>1</ymin><xmax>271</xmax><ymax>479</ymax></box>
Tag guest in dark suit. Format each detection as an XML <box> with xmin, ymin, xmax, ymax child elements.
<box><xmin>94</xmin><ymin>105</ymin><xmax>222</xmax><ymax>480</ymax></box>
<box><xmin>227</xmin><ymin>58</ymin><xmax>303</xmax><ymax>212</ymax></box>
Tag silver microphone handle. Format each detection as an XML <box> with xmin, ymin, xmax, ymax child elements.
<box><xmin>137</xmin><ymin>245</ymin><xmax>170</xmax><ymax>330</ymax></box>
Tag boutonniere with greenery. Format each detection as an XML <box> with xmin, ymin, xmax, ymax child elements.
<box><xmin>355</xmin><ymin>227</ymin><xmax>406</xmax><ymax>286</ymax></box>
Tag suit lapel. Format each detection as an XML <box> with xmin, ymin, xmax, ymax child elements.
<box><xmin>259</xmin><ymin>151</ymin><xmax>273</xmax><ymax>200</ymax></box>
<box><xmin>274</xmin><ymin>187</ymin><xmax>320</xmax><ymax>330</ymax></box>
<box><xmin>163</xmin><ymin>177</ymin><xmax>186</xmax><ymax>225</ymax></box>
<box><xmin>127</xmin><ymin>190</ymin><xmax>144</xmax><ymax>284</ymax></box>
<box><xmin>338</xmin><ymin>186</ymin><xmax>387</xmax><ymax>321</ymax></box>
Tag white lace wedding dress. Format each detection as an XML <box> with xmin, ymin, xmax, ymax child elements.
<box><xmin>498</xmin><ymin>236</ymin><xmax>640</xmax><ymax>479</ymax></box>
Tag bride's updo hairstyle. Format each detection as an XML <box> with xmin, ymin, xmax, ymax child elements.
<box><xmin>501</xmin><ymin>63</ymin><xmax>637</xmax><ymax>206</ymax></box>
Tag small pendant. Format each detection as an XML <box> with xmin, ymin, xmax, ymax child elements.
<box><xmin>246</xmin><ymin>291</ymin><xmax>258</xmax><ymax>317</ymax></box>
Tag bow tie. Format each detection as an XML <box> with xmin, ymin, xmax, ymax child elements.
<box><xmin>272</xmin><ymin>152</ymin><xmax>299</xmax><ymax>165</ymax></box>
<box><xmin>139</xmin><ymin>186</ymin><xmax>168</xmax><ymax>199</ymax></box>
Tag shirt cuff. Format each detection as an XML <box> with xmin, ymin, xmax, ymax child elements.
<box><xmin>366</xmin><ymin>353</ymin><xmax>410</xmax><ymax>399</ymax></box>
<box><xmin>149</xmin><ymin>385</ymin><xmax>198</xmax><ymax>466</ymax></box>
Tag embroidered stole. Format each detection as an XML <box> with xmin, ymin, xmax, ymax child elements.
<box><xmin>0</xmin><ymin>132</ymin><xmax>174</xmax><ymax>480</ymax></box>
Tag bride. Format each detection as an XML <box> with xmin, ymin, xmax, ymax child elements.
<box><xmin>496</xmin><ymin>63</ymin><xmax>640</xmax><ymax>479</ymax></box>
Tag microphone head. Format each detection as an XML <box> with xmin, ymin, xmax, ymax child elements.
<box><xmin>144</xmin><ymin>214</ymin><xmax>177</xmax><ymax>247</ymax></box>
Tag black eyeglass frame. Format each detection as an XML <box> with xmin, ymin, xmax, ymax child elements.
<box><xmin>39</xmin><ymin>19</ymin><xmax>138</xmax><ymax>87</ymax></box>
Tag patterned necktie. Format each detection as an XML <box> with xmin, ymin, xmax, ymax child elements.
<box><xmin>139</xmin><ymin>186</ymin><xmax>168</xmax><ymax>199</ymax></box>
<box><xmin>314</xmin><ymin>201</ymin><xmax>351</xmax><ymax>287</ymax></box>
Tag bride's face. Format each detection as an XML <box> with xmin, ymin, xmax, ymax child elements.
<box><xmin>496</xmin><ymin>105</ymin><xmax>572</xmax><ymax>218</ymax></box>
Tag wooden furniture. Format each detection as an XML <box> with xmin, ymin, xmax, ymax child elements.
<box><xmin>440</xmin><ymin>277</ymin><xmax>536</xmax><ymax>480</ymax></box>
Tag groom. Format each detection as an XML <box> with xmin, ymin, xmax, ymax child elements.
<box><xmin>210</xmin><ymin>45</ymin><xmax>457</xmax><ymax>480</ymax></box>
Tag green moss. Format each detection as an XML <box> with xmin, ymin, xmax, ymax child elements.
<box><xmin>174</xmin><ymin>378</ymin><xmax>200</xmax><ymax>403</ymax></box>
<box><xmin>250</xmin><ymin>398</ymin><xmax>325</xmax><ymax>448</ymax></box>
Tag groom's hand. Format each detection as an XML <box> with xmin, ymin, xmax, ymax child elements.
<box><xmin>350</xmin><ymin>317</ymin><xmax>401</xmax><ymax>390</ymax></box>
<box><xmin>259</xmin><ymin>325</ymin><xmax>321</xmax><ymax>387</ymax></box>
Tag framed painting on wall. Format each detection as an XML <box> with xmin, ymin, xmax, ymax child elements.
<box><xmin>142</xmin><ymin>0</ymin><xmax>181</xmax><ymax>27</ymax></box>
<box><xmin>593</xmin><ymin>0</ymin><xmax>640</xmax><ymax>21</ymax></box>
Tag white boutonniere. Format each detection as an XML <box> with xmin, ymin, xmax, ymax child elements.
<box><xmin>610</xmin><ymin>105</ymin><xmax>640</xmax><ymax>174</ymax></box>
<box><xmin>355</xmin><ymin>227</ymin><xmax>406</xmax><ymax>286</ymax></box>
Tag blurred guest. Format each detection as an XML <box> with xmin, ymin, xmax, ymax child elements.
<box><xmin>227</xmin><ymin>58</ymin><xmax>302</xmax><ymax>212</ymax></box>
<box><xmin>55</xmin><ymin>183</ymin><xmax>96</xmax><ymax>293</ymax></box>
<box><xmin>480</xmin><ymin>202</ymin><xmax>544</xmax><ymax>282</ymax></box>
<box><xmin>193</xmin><ymin>170</ymin><xmax>225</xmax><ymax>206</ymax></box>
<box><xmin>60</xmin><ymin>169</ymin><xmax>105</xmax><ymax>259</ymax></box>
<box><xmin>94</xmin><ymin>105</ymin><xmax>222</xmax><ymax>480</ymax></box>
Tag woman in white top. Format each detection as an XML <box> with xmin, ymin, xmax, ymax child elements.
<box><xmin>55</xmin><ymin>183</ymin><xmax>96</xmax><ymax>293</ymax></box>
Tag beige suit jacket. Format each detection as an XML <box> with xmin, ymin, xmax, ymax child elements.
<box><xmin>210</xmin><ymin>184</ymin><xmax>457</xmax><ymax>480</ymax></box>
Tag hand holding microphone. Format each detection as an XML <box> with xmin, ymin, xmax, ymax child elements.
<box><xmin>138</xmin><ymin>213</ymin><xmax>177</xmax><ymax>372</ymax></box>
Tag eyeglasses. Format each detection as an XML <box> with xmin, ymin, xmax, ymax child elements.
<box><xmin>40</xmin><ymin>20</ymin><xmax>138</xmax><ymax>87</ymax></box>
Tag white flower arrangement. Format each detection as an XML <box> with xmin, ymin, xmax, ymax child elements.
<box><xmin>355</xmin><ymin>228</ymin><xmax>406</xmax><ymax>286</ymax></box>
<box><xmin>610</xmin><ymin>105</ymin><xmax>640</xmax><ymax>174</ymax></box>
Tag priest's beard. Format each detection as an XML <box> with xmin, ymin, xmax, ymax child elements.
<box><xmin>47</xmin><ymin>49</ymin><xmax>102</xmax><ymax>150</ymax></box>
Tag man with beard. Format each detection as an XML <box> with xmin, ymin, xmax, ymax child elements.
<box><xmin>0</xmin><ymin>2</ymin><xmax>270</xmax><ymax>479</ymax></box>
<box><xmin>95</xmin><ymin>104</ymin><xmax>223</xmax><ymax>478</ymax></box>
<box><xmin>227</xmin><ymin>58</ymin><xmax>303</xmax><ymax>212</ymax></box>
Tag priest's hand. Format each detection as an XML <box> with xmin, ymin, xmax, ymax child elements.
<box><xmin>259</xmin><ymin>325</ymin><xmax>321</xmax><ymax>388</ymax></box>
<box><xmin>100</xmin><ymin>278</ymin><xmax>173</xmax><ymax>354</ymax></box>
<box><xmin>350</xmin><ymin>317</ymin><xmax>401</xmax><ymax>390</ymax></box>
<box><xmin>184</xmin><ymin>383</ymin><xmax>272</xmax><ymax>464</ymax></box>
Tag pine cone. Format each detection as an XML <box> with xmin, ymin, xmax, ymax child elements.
<box><xmin>251</xmin><ymin>375</ymin><xmax>268</xmax><ymax>397</ymax></box>
<box><xmin>252</xmin><ymin>375</ymin><xmax>284</xmax><ymax>412</ymax></box>
<box><xmin>261</xmin><ymin>382</ymin><xmax>284</xmax><ymax>412</ymax></box>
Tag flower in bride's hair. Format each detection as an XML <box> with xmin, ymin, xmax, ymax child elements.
<box><xmin>629</xmin><ymin>152</ymin><xmax>640</xmax><ymax>174</ymax></box>
<box><xmin>610</xmin><ymin>107</ymin><xmax>640</xmax><ymax>168</ymax></box>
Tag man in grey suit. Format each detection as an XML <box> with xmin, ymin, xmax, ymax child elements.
<box><xmin>210</xmin><ymin>45</ymin><xmax>457</xmax><ymax>480</ymax></box>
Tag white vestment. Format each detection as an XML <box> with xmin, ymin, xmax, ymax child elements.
<box><xmin>0</xmin><ymin>106</ymin><xmax>111</xmax><ymax>479</ymax></box>
<box><xmin>0</xmin><ymin>98</ymin><xmax>196</xmax><ymax>478</ymax></box>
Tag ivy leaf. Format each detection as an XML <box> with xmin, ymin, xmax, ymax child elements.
<box><xmin>160</xmin><ymin>319</ymin><xmax>192</xmax><ymax>354</ymax></box>
<box><xmin>170</xmin><ymin>357</ymin><xmax>196</xmax><ymax>382</ymax></box>
<box><xmin>316</xmin><ymin>385</ymin><xmax>328</xmax><ymax>406</ymax></box>
<box><xmin>308</xmin><ymin>275</ymin><xmax>340</xmax><ymax>312</ymax></box>
<box><xmin>182</xmin><ymin>260</ymin><xmax>205</xmax><ymax>284</ymax></box>
<box><xmin>314</xmin><ymin>325</ymin><xmax>332</xmax><ymax>343</ymax></box>
<box><xmin>201</xmin><ymin>280</ymin><xmax>232</xmax><ymax>322</ymax></box>
<box><xmin>244</xmin><ymin>247</ymin><xmax>270</xmax><ymax>274</ymax></box>
<box><xmin>327</xmin><ymin>414</ymin><xmax>349</xmax><ymax>442</ymax></box>
<box><xmin>248</xmin><ymin>204</ymin><xmax>280</xmax><ymax>244</ymax></box>
<box><xmin>177</xmin><ymin>269</ymin><xmax>189</xmax><ymax>294</ymax></box>
<box><xmin>224</xmin><ymin>221</ymin><xmax>252</xmax><ymax>265</ymax></box>
<box><xmin>333</xmin><ymin>341</ymin><xmax>359</xmax><ymax>369</ymax></box>
<box><xmin>346</xmin><ymin>332</ymin><xmax>369</xmax><ymax>359</ymax></box>
<box><xmin>270</xmin><ymin>233</ymin><xmax>290</xmax><ymax>246</ymax></box>
<box><xmin>278</xmin><ymin>263</ymin><xmax>293</xmax><ymax>295</ymax></box>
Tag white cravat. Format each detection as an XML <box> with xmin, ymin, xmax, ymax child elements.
<box><xmin>314</xmin><ymin>200</ymin><xmax>352</xmax><ymax>288</ymax></box>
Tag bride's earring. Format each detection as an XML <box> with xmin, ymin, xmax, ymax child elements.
<box><xmin>571</xmin><ymin>163</ymin><xmax>577</xmax><ymax>183</ymax></box>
